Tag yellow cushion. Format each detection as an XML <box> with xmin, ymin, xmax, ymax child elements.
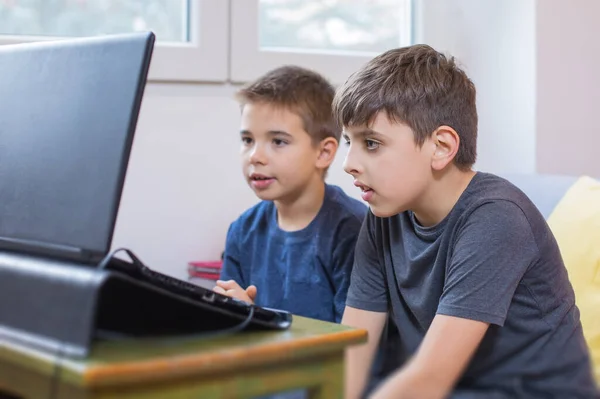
<box><xmin>547</xmin><ymin>176</ymin><xmax>600</xmax><ymax>382</ymax></box>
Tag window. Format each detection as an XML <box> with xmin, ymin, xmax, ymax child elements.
<box><xmin>259</xmin><ymin>0</ymin><xmax>411</xmax><ymax>54</ymax></box>
<box><xmin>0</xmin><ymin>0</ymin><xmax>189</xmax><ymax>42</ymax></box>
<box><xmin>231</xmin><ymin>0</ymin><xmax>412</xmax><ymax>84</ymax></box>
<box><xmin>0</xmin><ymin>0</ymin><xmax>412</xmax><ymax>83</ymax></box>
<box><xmin>0</xmin><ymin>0</ymin><xmax>229</xmax><ymax>82</ymax></box>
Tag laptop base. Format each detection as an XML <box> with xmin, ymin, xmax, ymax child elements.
<box><xmin>0</xmin><ymin>252</ymin><xmax>273</xmax><ymax>358</ymax></box>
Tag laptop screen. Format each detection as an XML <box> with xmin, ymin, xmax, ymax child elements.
<box><xmin>0</xmin><ymin>32</ymin><xmax>154</xmax><ymax>263</ymax></box>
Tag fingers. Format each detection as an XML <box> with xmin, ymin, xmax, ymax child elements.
<box><xmin>246</xmin><ymin>285</ymin><xmax>258</xmax><ymax>300</ymax></box>
<box><xmin>216</xmin><ymin>279</ymin><xmax>241</xmax><ymax>290</ymax></box>
<box><xmin>212</xmin><ymin>285</ymin><xmax>228</xmax><ymax>296</ymax></box>
<box><xmin>213</xmin><ymin>280</ymin><xmax>256</xmax><ymax>304</ymax></box>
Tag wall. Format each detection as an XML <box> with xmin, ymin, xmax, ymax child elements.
<box><xmin>416</xmin><ymin>0</ymin><xmax>536</xmax><ymax>174</ymax></box>
<box><xmin>536</xmin><ymin>0</ymin><xmax>600</xmax><ymax>177</ymax></box>
<box><xmin>111</xmin><ymin>83</ymin><xmax>257</xmax><ymax>280</ymax></box>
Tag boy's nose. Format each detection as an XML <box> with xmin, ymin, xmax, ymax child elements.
<box><xmin>249</xmin><ymin>145</ymin><xmax>267</xmax><ymax>165</ymax></box>
<box><xmin>343</xmin><ymin>149</ymin><xmax>360</xmax><ymax>177</ymax></box>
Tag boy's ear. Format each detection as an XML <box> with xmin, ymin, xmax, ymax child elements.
<box><xmin>315</xmin><ymin>137</ymin><xmax>338</xmax><ymax>169</ymax></box>
<box><xmin>430</xmin><ymin>125</ymin><xmax>460</xmax><ymax>171</ymax></box>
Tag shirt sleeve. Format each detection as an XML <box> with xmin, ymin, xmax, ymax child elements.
<box><xmin>330</xmin><ymin>215</ymin><xmax>365</xmax><ymax>322</ymax></box>
<box><xmin>437</xmin><ymin>200</ymin><xmax>539</xmax><ymax>326</ymax></box>
<box><xmin>345</xmin><ymin>211</ymin><xmax>389</xmax><ymax>313</ymax></box>
<box><xmin>219</xmin><ymin>221</ymin><xmax>246</xmax><ymax>287</ymax></box>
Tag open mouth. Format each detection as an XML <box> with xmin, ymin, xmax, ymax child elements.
<box><xmin>354</xmin><ymin>180</ymin><xmax>374</xmax><ymax>201</ymax></box>
<box><xmin>251</xmin><ymin>175</ymin><xmax>273</xmax><ymax>181</ymax></box>
<box><xmin>249</xmin><ymin>173</ymin><xmax>275</xmax><ymax>189</ymax></box>
<box><xmin>354</xmin><ymin>180</ymin><xmax>372</xmax><ymax>192</ymax></box>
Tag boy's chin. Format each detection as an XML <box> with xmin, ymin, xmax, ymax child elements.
<box><xmin>369</xmin><ymin>204</ymin><xmax>403</xmax><ymax>218</ymax></box>
<box><xmin>250</xmin><ymin>187</ymin><xmax>279</xmax><ymax>201</ymax></box>
<box><xmin>254</xmin><ymin>192</ymin><xmax>276</xmax><ymax>201</ymax></box>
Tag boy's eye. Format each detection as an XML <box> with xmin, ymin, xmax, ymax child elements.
<box><xmin>241</xmin><ymin>136</ymin><xmax>253</xmax><ymax>145</ymax></box>
<box><xmin>343</xmin><ymin>137</ymin><xmax>351</xmax><ymax>145</ymax></box>
<box><xmin>273</xmin><ymin>138</ymin><xmax>288</xmax><ymax>146</ymax></box>
<box><xmin>365</xmin><ymin>139</ymin><xmax>380</xmax><ymax>150</ymax></box>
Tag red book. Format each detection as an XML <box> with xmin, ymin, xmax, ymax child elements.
<box><xmin>187</xmin><ymin>261</ymin><xmax>222</xmax><ymax>280</ymax></box>
<box><xmin>188</xmin><ymin>271</ymin><xmax>221</xmax><ymax>280</ymax></box>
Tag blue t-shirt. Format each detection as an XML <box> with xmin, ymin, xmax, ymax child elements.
<box><xmin>221</xmin><ymin>184</ymin><xmax>366</xmax><ymax>323</ymax></box>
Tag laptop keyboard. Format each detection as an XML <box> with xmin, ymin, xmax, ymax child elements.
<box><xmin>106</xmin><ymin>257</ymin><xmax>284</xmax><ymax>325</ymax></box>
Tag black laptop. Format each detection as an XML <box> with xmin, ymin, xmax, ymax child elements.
<box><xmin>0</xmin><ymin>32</ymin><xmax>291</xmax><ymax>357</ymax></box>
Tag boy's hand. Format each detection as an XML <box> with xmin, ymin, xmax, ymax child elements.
<box><xmin>213</xmin><ymin>280</ymin><xmax>257</xmax><ymax>304</ymax></box>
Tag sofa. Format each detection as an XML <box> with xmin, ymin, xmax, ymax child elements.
<box><xmin>502</xmin><ymin>174</ymin><xmax>579</xmax><ymax>218</ymax></box>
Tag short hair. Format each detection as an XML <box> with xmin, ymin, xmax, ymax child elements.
<box><xmin>236</xmin><ymin>65</ymin><xmax>340</xmax><ymax>144</ymax></box>
<box><xmin>333</xmin><ymin>44</ymin><xmax>478</xmax><ymax>169</ymax></box>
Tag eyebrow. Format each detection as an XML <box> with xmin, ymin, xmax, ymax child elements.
<box><xmin>240</xmin><ymin>130</ymin><xmax>293</xmax><ymax>138</ymax></box>
<box><xmin>343</xmin><ymin>129</ymin><xmax>383</xmax><ymax>140</ymax></box>
<box><xmin>267</xmin><ymin>130</ymin><xmax>293</xmax><ymax>138</ymax></box>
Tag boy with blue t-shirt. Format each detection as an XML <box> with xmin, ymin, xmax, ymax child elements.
<box><xmin>214</xmin><ymin>65</ymin><xmax>366</xmax><ymax>323</ymax></box>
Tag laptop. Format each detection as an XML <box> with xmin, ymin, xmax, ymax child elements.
<box><xmin>0</xmin><ymin>32</ymin><xmax>292</xmax><ymax>350</ymax></box>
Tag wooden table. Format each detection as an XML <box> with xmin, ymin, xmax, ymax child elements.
<box><xmin>0</xmin><ymin>316</ymin><xmax>367</xmax><ymax>399</ymax></box>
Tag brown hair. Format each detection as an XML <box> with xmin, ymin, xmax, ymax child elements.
<box><xmin>236</xmin><ymin>65</ymin><xmax>340</xmax><ymax>144</ymax></box>
<box><xmin>333</xmin><ymin>44</ymin><xmax>478</xmax><ymax>169</ymax></box>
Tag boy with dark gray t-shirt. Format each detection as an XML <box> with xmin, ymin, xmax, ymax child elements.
<box><xmin>347</xmin><ymin>172</ymin><xmax>597</xmax><ymax>398</ymax></box>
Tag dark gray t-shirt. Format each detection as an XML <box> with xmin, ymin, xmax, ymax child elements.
<box><xmin>347</xmin><ymin>172</ymin><xmax>598</xmax><ymax>398</ymax></box>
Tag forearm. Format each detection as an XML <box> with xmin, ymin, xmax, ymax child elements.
<box><xmin>370</xmin><ymin>315</ymin><xmax>489</xmax><ymax>399</ymax></box>
<box><xmin>342</xmin><ymin>307</ymin><xmax>387</xmax><ymax>399</ymax></box>
<box><xmin>345</xmin><ymin>342</ymin><xmax>377</xmax><ymax>399</ymax></box>
<box><xmin>369</xmin><ymin>360</ymin><xmax>449</xmax><ymax>399</ymax></box>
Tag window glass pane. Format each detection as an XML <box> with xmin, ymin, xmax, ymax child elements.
<box><xmin>259</xmin><ymin>0</ymin><xmax>411</xmax><ymax>54</ymax></box>
<box><xmin>0</xmin><ymin>0</ymin><xmax>189</xmax><ymax>43</ymax></box>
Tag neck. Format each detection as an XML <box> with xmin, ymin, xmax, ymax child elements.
<box><xmin>413</xmin><ymin>167</ymin><xmax>476</xmax><ymax>227</ymax></box>
<box><xmin>275</xmin><ymin>178</ymin><xmax>326</xmax><ymax>232</ymax></box>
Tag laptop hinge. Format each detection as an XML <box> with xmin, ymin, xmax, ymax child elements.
<box><xmin>0</xmin><ymin>236</ymin><xmax>98</xmax><ymax>265</ymax></box>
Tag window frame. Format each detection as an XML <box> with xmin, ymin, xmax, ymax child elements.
<box><xmin>0</xmin><ymin>0</ymin><xmax>229</xmax><ymax>83</ymax></box>
<box><xmin>229</xmin><ymin>0</ymin><xmax>413</xmax><ymax>85</ymax></box>
<box><xmin>0</xmin><ymin>0</ymin><xmax>414</xmax><ymax>84</ymax></box>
